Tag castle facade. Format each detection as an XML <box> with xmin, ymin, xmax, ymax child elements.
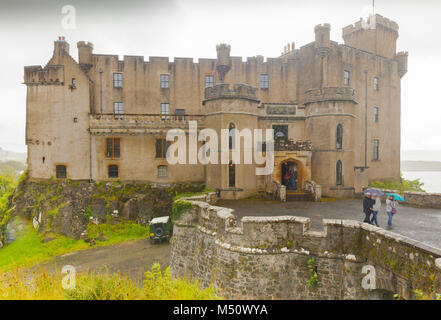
<box><xmin>24</xmin><ymin>14</ymin><xmax>407</xmax><ymax>198</ymax></box>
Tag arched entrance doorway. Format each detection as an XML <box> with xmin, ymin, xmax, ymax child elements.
<box><xmin>281</xmin><ymin>160</ymin><xmax>302</xmax><ymax>191</ymax></box>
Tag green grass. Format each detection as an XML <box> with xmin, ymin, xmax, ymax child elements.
<box><xmin>0</xmin><ymin>216</ymin><xmax>89</xmax><ymax>272</ymax></box>
<box><xmin>0</xmin><ymin>263</ymin><xmax>221</xmax><ymax>300</ymax></box>
<box><xmin>87</xmin><ymin>221</ymin><xmax>150</xmax><ymax>245</ymax></box>
<box><xmin>173</xmin><ymin>188</ymin><xmax>214</xmax><ymax>201</ymax></box>
<box><xmin>0</xmin><ymin>216</ymin><xmax>150</xmax><ymax>272</ymax></box>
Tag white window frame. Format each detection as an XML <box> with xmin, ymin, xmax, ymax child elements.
<box><xmin>160</xmin><ymin>103</ymin><xmax>170</xmax><ymax>120</ymax></box>
<box><xmin>113</xmin><ymin>73</ymin><xmax>123</xmax><ymax>88</ymax></box>
<box><xmin>160</xmin><ymin>74</ymin><xmax>169</xmax><ymax>89</ymax></box>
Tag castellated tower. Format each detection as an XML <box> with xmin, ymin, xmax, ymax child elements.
<box><xmin>342</xmin><ymin>14</ymin><xmax>399</xmax><ymax>59</ymax></box>
<box><xmin>202</xmin><ymin>83</ymin><xmax>260</xmax><ymax>199</ymax></box>
<box><xmin>77</xmin><ymin>41</ymin><xmax>94</xmax><ymax>67</ymax></box>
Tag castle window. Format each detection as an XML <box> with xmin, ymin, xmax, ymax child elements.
<box><xmin>336</xmin><ymin>161</ymin><xmax>343</xmax><ymax>185</ymax></box>
<box><xmin>113</xmin><ymin>102</ymin><xmax>123</xmax><ymax>119</ymax></box>
<box><xmin>157</xmin><ymin>165</ymin><xmax>167</xmax><ymax>178</ymax></box>
<box><xmin>205</xmin><ymin>75</ymin><xmax>214</xmax><ymax>88</ymax></box>
<box><xmin>344</xmin><ymin>70</ymin><xmax>350</xmax><ymax>86</ymax></box>
<box><xmin>228</xmin><ymin>122</ymin><xmax>236</xmax><ymax>150</ymax></box>
<box><xmin>374</xmin><ymin>77</ymin><xmax>379</xmax><ymax>91</ymax></box>
<box><xmin>160</xmin><ymin>74</ymin><xmax>169</xmax><ymax>88</ymax></box>
<box><xmin>174</xmin><ymin>109</ymin><xmax>186</xmax><ymax>121</ymax></box>
<box><xmin>113</xmin><ymin>73</ymin><xmax>123</xmax><ymax>88</ymax></box>
<box><xmin>228</xmin><ymin>161</ymin><xmax>236</xmax><ymax>187</ymax></box>
<box><xmin>155</xmin><ymin>139</ymin><xmax>169</xmax><ymax>158</ymax></box>
<box><xmin>273</xmin><ymin>125</ymin><xmax>288</xmax><ymax>142</ymax></box>
<box><xmin>106</xmin><ymin>138</ymin><xmax>120</xmax><ymax>158</ymax></box>
<box><xmin>373</xmin><ymin>139</ymin><xmax>380</xmax><ymax>160</ymax></box>
<box><xmin>56</xmin><ymin>165</ymin><xmax>66</xmax><ymax>179</ymax></box>
<box><xmin>160</xmin><ymin>103</ymin><xmax>170</xmax><ymax>120</ymax></box>
<box><xmin>373</xmin><ymin>107</ymin><xmax>379</xmax><ymax>123</ymax></box>
<box><xmin>71</xmin><ymin>78</ymin><xmax>76</xmax><ymax>85</ymax></box>
<box><xmin>336</xmin><ymin>124</ymin><xmax>343</xmax><ymax>149</ymax></box>
<box><xmin>260</xmin><ymin>74</ymin><xmax>269</xmax><ymax>89</ymax></box>
<box><xmin>108</xmin><ymin>165</ymin><xmax>119</xmax><ymax>178</ymax></box>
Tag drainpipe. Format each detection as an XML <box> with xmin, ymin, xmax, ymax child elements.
<box><xmin>99</xmin><ymin>68</ymin><xmax>103</xmax><ymax>113</ymax></box>
<box><xmin>364</xmin><ymin>69</ymin><xmax>368</xmax><ymax>168</ymax></box>
<box><xmin>89</xmin><ymin>129</ymin><xmax>92</xmax><ymax>183</ymax></box>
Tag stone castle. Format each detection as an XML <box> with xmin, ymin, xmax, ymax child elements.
<box><xmin>24</xmin><ymin>14</ymin><xmax>407</xmax><ymax>199</ymax></box>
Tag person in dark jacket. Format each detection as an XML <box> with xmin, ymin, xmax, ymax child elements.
<box><xmin>363</xmin><ymin>193</ymin><xmax>374</xmax><ymax>224</ymax></box>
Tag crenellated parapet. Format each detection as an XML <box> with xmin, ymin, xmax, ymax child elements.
<box><xmin>304</xmin><ymin>87</ymin><xmax>357</xmax><ymax>105</ymax></box>
<box><xmin>170</xmin><ymin>193</ymin><xmax>441</xmax><ymax>299</ymax></box>
<box><xmin>24</xmin><ymin>65</ymin><xmax>65</xmax><ymax>85</ymax></box>
<box><xmin>203</xmin><ymin>83</ymin><xmax>259</xmax><ymax>104</ymax></box>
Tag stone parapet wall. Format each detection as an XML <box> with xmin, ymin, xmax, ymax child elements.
<box><xmin>362</xmin><ymin>187</ymin><xmax>441</xmax><ymax>209</ymax></box>
<box><xmin>170</xmin><ymin>194</ymin><xmax>441</xmax><ymax>299</ymax></box>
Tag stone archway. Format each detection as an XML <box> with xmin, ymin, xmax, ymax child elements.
<box><xmin>278</xmin><ymin>158</ymin><xmax>305</xmax><ymax>191</ymax></box>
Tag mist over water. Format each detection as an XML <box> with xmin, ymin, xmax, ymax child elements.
<box><xmin>402</xmin><ymin>171</ymin><xmax>441</xmax><ymax>193</ymax></box>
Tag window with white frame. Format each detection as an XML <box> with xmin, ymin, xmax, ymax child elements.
<box><xmin>344</xmin><ymin>70</ymin><xmax>350</xmax><ymax>86</ymax></box>
<box><xmin>160</xmin><ymin>74</ymin><xmax>169</xmax><ymax>88</ymax></box>
<box><xmin>205</xmin><ymin>75</ymin><xmax>214</xmax><ymax>88</ymax></box>
<box><xmin>160</xmin><ymin>103</ymin><xmax>170</xmax><ymax>120</ymax></box>
<box><xmin>373</xmin><ymin>77</ymin><xmax>379</xmax><ymax>91</ymax></box>
<box><xmin>113</xmin><ymin>73</ymin><xmax>123</xmax><ymax>88</ymax></box>
<box><xmin>260</xmin><ymin>74</ymin><xmax>269</xmax><ymax>89</ymax></box>
<box><xmin>374</xmin><ymin>107</ymin><xmax>379</xmax><ymax>123</ymax></box>
<box><xmin>113</xmin><ymin>102</ymin><xmax>123</xmax><ymax>119</ymax></box>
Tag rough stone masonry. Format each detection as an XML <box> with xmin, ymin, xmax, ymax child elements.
<box><xmin>170</xmin><ymin>193</ymin><xmax>441</xmax><ymax>300</ymax></box>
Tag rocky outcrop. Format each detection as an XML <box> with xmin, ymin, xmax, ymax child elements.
<box><xmin>11</xmin><ymin>179</ymin><xmax>204</xmax><ymax>240</ymax></box>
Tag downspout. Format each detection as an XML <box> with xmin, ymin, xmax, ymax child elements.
<box><xmin>364</xmin><ymin>69</ymin><xmax>368</xmax><ymax>168</ymax></box>
<box><xmin>89</xmin><ymin>129</ymin><xmax>92</xmax><ymax>183</ymax></box>
<box><xmin>99</xmin><ymin>68</ymin><xmax>103</xmax><ymax>113</ymax></box>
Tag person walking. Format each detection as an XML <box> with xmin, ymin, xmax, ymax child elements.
<box><xmin>363</xmin><ymin>193</ymin><xmax>374</xmax><ymax>224</ymax></box>
<box><xmin>371</xmin><ymin>194</ymin><xmax>381</xmax><ymax>227</ymax></box>
<box><xmin>386</xmin><ymin>195</ymin><xmax>398</xmax><ymax>229</ymax></box>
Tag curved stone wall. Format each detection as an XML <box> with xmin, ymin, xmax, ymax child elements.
<box><xmin>170</xmin><ymin>193</ymin><xmax>441</xmax><ymax>299</ymax></box>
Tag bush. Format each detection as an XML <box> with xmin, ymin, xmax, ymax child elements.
<box><xmin>369</xmin><ymin>174</ymin><xmax>425</xmax><ymax>193</ymax></box>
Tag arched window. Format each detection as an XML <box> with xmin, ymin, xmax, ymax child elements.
<box><xmin>228</xmin><ymin>161</ymin><xmax>235</xmax><ymax>187</ymax></box>
<box><xmin>336</xmin><ymin>160</ymin><xmax>343</xmax><ymax>185</ymax></box>
<box><xmin>336</xmin><ymin>124</ymin><xmax>343</xmax><ymax>149</ymax></box>
<box><xmin>228</xmin><ymin>122</ymin><xmax>236</xmax><ymax>150</ymax></box>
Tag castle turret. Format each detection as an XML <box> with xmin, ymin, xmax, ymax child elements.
<box><xmin>396</xmin><ymin>51</ymin><xmax>408</xmax><ymax>78</ymax></box>
<box><xmin>315</xmin><ymin>23</ymin><xmax>331</xmax><ymax>50</ymax></box>
<box><xmin>342</xmin><ymin>14</ymin><xmax>399</xmax><ymax>59</ymax></box>
<box><xmin>216</xmin><ymin>43</ymin><xmax>231</xmax><ymax>82</ymax></box>
<box><xmin>52</xmin><ymin>36</ymin><xmax>70</xmax><ymax>64</ymax></box>
<box><xmin>77</xmin><ymin>41</ymin><xmax>94</xmax><ymax>67</ymax></box>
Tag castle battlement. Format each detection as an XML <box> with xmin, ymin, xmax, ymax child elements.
<box><xmin>342</xmin><ymin>14</ymin><xmax>399</xmax><ymax>37</ymax></box>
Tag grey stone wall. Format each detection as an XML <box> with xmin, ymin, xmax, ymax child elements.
<box><xmin>170</xmin><ymin>193</ymin><xmax>441</xmax><ymax>299</ymax></box>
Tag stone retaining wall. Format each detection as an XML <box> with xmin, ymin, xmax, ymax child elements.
<box><xmin>170</xmin><ymin>193</ymin><xmax>441</xmax><ymax>300</ymax></box>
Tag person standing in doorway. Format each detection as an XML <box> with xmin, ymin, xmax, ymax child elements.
<box><xmin>371</xmin><ymin>194</ymin><xmax>381</xmax><ymax>227</ymax></box>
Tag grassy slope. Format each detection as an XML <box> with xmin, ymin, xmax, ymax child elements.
<box><xmin>0</xmin><ymin>216</ymin><xmax>150</xmax><ymax>272</ymax></box>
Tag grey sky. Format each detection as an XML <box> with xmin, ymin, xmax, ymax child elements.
<box><xmin>0</xmin><ymin>0</ymin><xmax>440</xmax><ymax>154</ymax></box>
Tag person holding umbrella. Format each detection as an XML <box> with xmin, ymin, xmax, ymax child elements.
<box><xmin>386</xmin><ymin>193</ymin><xmax>404</xmax><ymax>229</ymax></box>
<box><xmin>363</xmin><ymin>192</ymin><xmax>374</xmax><ymax>224</ymax></box>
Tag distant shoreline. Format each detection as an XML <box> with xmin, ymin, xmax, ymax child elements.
<box><xmin>401</xmin><ymin>161</ymin><xmax>441</xmax><ymax>172</ymax></box>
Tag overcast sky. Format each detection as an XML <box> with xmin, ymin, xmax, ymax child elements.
<box><xmin>0</xmin><ymin>0</ymin><xmax>440</xmax><ymax>154</ymax></box>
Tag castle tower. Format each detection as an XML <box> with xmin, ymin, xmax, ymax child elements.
<box><xmin>304</xmin><ymin>87</ymin><xmax>358</xmax><ymax>197</ymax></box>
<box><xmin>342</xmin><ymin>14</ymin><xmax>399</xmax><ymax>59</ymax></box>
<box><xmin>52</xmin><ymin>36</ymin><xmax>70</xmax><ymax>64</ymax></box>
<box><xmin>314</xmin><ymin>24</ymin><xmax>331</xmax><ymax>89</ymax></box>
<box><xmin>216</xmin><ymin>44</ymin><xmax>231</xmax><ymax>82</ymax></box>
<box><xmin>202</xmin><ymin>83</ymin><xmax>260</xmax><ymax>199</ymax></box>
<box><xmin>77</xmin><ymin>41</ymin><xmax>94</xmax><ymax>68</ymax></box>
